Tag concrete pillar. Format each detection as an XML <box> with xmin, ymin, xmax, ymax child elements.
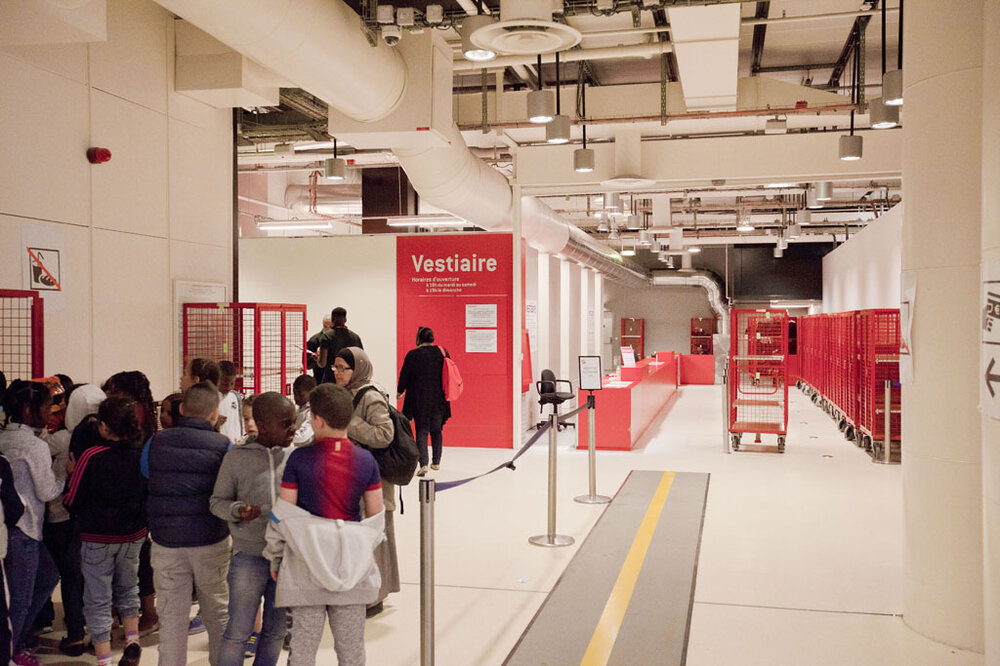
<box><xmin>981</xmin><ymin>1</ymin><xmax>1000</xmax><ymax>661</ymax></box>
<box><xmin>536</xmin><ymin>252</ymin><xmax>551</xmax><ymax>378</ymax></box>
<box><xmin>901</xmin><ymin>1</ymin><xmax>984</xmax><ymax>651</ymax></box>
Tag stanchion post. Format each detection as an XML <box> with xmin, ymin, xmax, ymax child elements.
<box><xmin>575</xmin><ymin>392</ymin><xmax>610</xmax><ymax>504</ymax></box>
<box><xmin>883</xmin><ymin>380</ymin><xmax>892</xmax><ymax>464</ymax></box>
<box><xmin>529</xmin><ymin>415</ymin><xmax>574</xmax><ymax>547</ymax></box>
<box><xmin>722</xmin><ymin>362</ymin><xmax>731</xmax><ymax>454</ymax></box>
<box><xmin>419</xmin><ymin>478</ymin><xmax>435</xmax><ymax>665</ymax></box>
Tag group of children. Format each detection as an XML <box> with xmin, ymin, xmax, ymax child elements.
<box><xmin>0</xmin><ymin>356</ymin><xmax>390</xmax><ymax>666</ymax></box>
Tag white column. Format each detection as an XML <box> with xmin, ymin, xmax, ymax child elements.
<box><xmin>559</xmin><ymin>258</ymin><xmax>572</xmax><ymax>379</ymax></box>
<box><xmin>580</xmin><ymin>268</ymin><xmax>591</xmax><ymax>356</ymax></box>
<box><xmin>901</xmin><ymin>1</ymin><xmax>984</xmax><ymax>651</ymax></box>
<box><xmin>512</xmin><ymin>185</ymin><xmax>523</xmax><ymax>447</ymax></box>
<box><xmin>981</xmin><ymin>0</ymin><xmax>1000</xmax><ymax>661</ymax></box>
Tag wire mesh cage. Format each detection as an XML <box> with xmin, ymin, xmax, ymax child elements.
<box><xmin>728</xmin><ymin>309</ymin><xmax>789</xmax><ymax>449</ymax></box>
<box><xmin>857</xmin><ymin>309</ymin><xmax>901</xmax><ymax>447</ymax></box>
<box><xmin>182</xmin><ymin>302</ymin><xmax>307</xmax><ymax>396</ymax></box>
<box><xmin>0</xmin><ymin>290</ymin><xmax>44</xmax><ymax>381</ymax></box>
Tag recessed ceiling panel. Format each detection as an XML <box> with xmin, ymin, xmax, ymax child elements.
<box><xmin>667</xmin><ymin>4</ymin><xmax>741</xmax><ymax>110</ymax></box>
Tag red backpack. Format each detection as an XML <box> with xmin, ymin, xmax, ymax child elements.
<box><xmin>439</xmin><ymin>346</ymin><xmax>464</xmax><ymax>402</ymax></box>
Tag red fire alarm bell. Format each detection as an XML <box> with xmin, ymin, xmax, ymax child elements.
<box><xmin>87</xmin><ymin>147</ymin><xmax>112</xmax><ymax>164</ymax></box>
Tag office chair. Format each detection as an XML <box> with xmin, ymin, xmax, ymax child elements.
<box><xmin>536</xmin><ymin>369</ymin><xmax>576</xmax><ymax>431</ymax></box>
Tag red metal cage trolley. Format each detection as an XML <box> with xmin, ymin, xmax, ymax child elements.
<box><xmin>856</xmin><ymin>309</ymin><xmax>901</xmax><ymax>463</ymax></box>
<box><xmin>729</xmin><ymin>309</ymin><xmax>789</xmax><ymax>453</ymax></box>
<box><xmin>182</xmin><ymin>302</ymin><xmax>307</xmax><ymax>396</ymax></box>
<box><xmin>0</xmin><ymin>289</ymin><xmax>44</xmax><ymax>381</ymax></box>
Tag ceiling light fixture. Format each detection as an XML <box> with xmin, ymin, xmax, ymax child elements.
<box><xmin>687</xmin><ymin>245</ymin><xmax>702</xmax><ymax>254</ymax></box>
<box><xmin>637</xmin><ymin>229</ymin><xmax>652</xmax><ymax>246</ymax></box>
<box><xmin>736</xmin><ymin>214</ymin><xmax>755</xmax><ymax>233</ymax></box>
<box><xmin>574</xmin><ymin>70</ymin><xmax>594</xmax><ymax>172</ymax></box>
<box><xmin>869</xmin><ymin>97</ymin><xmax>899</xmax><ymax>129</ymax></box>
<box><xmin>324</xmin><ymin>139</ymin><xmax>346</xmax><ymax>180</ymax></box>
<box><xmin>607</xmin><ymin>226</ymin><xmax>619</xmax><ymax>240</ymax></box>
<box><xmin>881</xmin><ymin>0</ymin><xmax>903</xmax><ymax>106</ymax></box>
<box><xmin>461</xmin><ymin>13</ymin><xmax>496</xmax><ymax>62</ymax></box>
<box><xmin>840</xmin><ymin>33</ymin><xmax>863</xmax><ymax>161</ymax></box>
<box><xmin>527</xmin><ymin>54</ymin><xmax>555</xmax><ymax>123</ymax></box>
<box><xmin>765</xmin><ymin>182</ymin><xmax>798</xmax><ymax>189</ymax></box>
<box><xmin>621</xmin><ymin>245</ymin><xmax>636</xmax><ymax>257</ymax></box>
<box><xmin>604</xmin><ymin>191</ymin><xmax>621</xmax><ymax>215</ymax></box>
<box><xmin>257</xmin><ymin>221</ymin><xmax>333</xmax><ymax>231</ymax></box>
<box><xmin>385</xmin><ymin>214</ymin><xmax>470</xmax><ymax>228</ymax></box>
<box><xmin>816</xmin><ymin>181</ymin><xmax>833</xmax><ymax>201</ymax></box>
<box><xmin>546</xmin><ymin>53</ymin><xmax>570</xmax><ymax>144</ymax></box>
<box><xmin>596</xmin><ymin>219</ymin><xmax>609</xmax><ymax>232</ymax></box>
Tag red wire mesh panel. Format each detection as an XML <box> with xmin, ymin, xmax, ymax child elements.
<box><xmin>0</xmin><ymin>290</ymin><xmax>44</xmax><ymax>381</ymax></box>
<box><xmin>858</xmin><ymin>309</ymin><xmax>901</xmax><ymax>447</ymax></box>
<box><xmin>828</xmin><ymin>312</ymin><xmax>859</xmax><ymax>425</ymax></box>
<box><xmin>183</xmin><ymin>302</ymin><xmax>306</xmax><ymax>396</ymax></box>
<box><xmin>729</xmin><ymin>309</ymin><xmax>789</xmax><ymax>438</ymax></box>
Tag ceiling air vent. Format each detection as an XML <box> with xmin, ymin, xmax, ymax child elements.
<box><xmin>469</xmin><ymin>0</ymin><xmax>581</xmax><ymax>56</ymax></box>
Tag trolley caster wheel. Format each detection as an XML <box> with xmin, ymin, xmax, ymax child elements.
<box><xmin>731</xmin><ymin>434</ymin><xmax>741</xmax><ymax>451</ymax></box>
<box><xmin>777</xmin><ymin>436</ymin><xmax>786</xmax><ymax>453</ymax></box>
<box><xmin>863</xmin><ymin>435</ymin><xmax>873</xmax><ymax>452</ymax></box>
<box><xmin>838</xmin><ymin>418</ymin><xmax>848</xmax><ymax>432</ymax></box>
<box><xmin>844</xmin><ymin>425</ymin><xmax>855</xmax><ymax>441</ymax></box>
<box><xmin>796</xmin><ymin>381</ymin><xmax>803</xmax><ymax>390</ymax></box>
<box><xmin>811</xmin><ymin>393</ymin><xmax>820</xmax><ymax>405</ymax></box>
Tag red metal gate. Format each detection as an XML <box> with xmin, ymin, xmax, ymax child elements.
<box><xmin>0</xmin><ymin>289</ymin><xmax>44</xmax><ymax>380</ymax></box>
<box><xmin>182</xmin><ymin>302</ymin><xmax>306</xmax><ymax>396</ymax></box>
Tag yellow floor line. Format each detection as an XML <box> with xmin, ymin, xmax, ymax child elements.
<box><xmin>580</xmin><ymin>471</ymin><xmax>676</xmax><ymax>666</ymax></box>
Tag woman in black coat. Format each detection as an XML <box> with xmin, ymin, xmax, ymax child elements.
<box><xmin>397</xmin><ymin>327</ymin><xmax>450</xmax><ymax>476</ymax></box>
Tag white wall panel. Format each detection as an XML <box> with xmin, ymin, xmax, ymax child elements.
<box><xmin>238</xmin><ymin>236</ymin><xmax>398</xmax><ymax>394</ymax></box>
<box><xmin>89</xmin><ymin>0</ymin><xmax>168</xmax><ymax>113</ymax></box>
<box><xmin>822</xmin><ymin>204</ymin><xmax>902</xmax><ymax>312</ymax></box>
<box><xmin>91</xmin><ymin>229</ymin><xmax>172</xmax><ymax>396</ymax></box>
<box><xmin>0</xmin><ymin>42</ymin><xmax>89</xmax><ymax>83</ymax></box>
<box><xmin>0</xmin><ymin>52</ymin><xmax>91</xmax><ymax>226</ymax></box>
<box><xmin>169</xmin><ymin>117</ymin><xmax>232</xmax><ymax>247</ymax></box>
<box><xmin>91</xmin><ymin>90</ymin><xmax>168</xmax><ymax>237</ymax></box>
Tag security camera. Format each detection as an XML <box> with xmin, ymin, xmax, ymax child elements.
<box><xmin>382</xmin><ymin>24</ymin><xmax>402</xmax><ymax>46</ymax></box>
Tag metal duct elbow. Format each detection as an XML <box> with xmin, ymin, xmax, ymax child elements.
<box><xmin>393</xmin><ymin>124</ymin><xmax>513</xmax><ymax>231</ymax></box>
<box><xmin>650</xmin><ymin>270</ymin><xmax>730</xmax><ymax>336</ymax></box>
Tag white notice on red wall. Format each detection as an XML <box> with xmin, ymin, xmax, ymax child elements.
<box><xmin>981</xmin><ymin>258</ymin><xmax>1000</xmax><ymax>420</ymax></box>
<box><xmin>465</xmin><ymin>304</ymin><xmax>497</xmax><ymax>328</ymax></box>
<box><xmin>466</xmin><ymin>329</ymin><xmax>497</xmax><ymax>353</ymax></box>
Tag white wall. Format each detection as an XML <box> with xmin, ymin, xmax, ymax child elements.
<box><xmin>238</xmin><ymin>235</ymin><xmax>398</xmax><ymax>394</ymax></box>
<box><xmin>822</xmin><ymin>204</ymin><xmax>903</xmax><ymax>312</ymax></box>
<box><xmin>0</xmin><ymin>0</ymin><xmax>233</xmax><ymax>397</ymax></box>
<box><xmin>603</xmin><ymin>283</ymin><xmax>715</xmax><ymax>358</ymax></box>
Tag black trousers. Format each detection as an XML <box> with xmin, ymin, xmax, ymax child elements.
<box><xmin>414</xmin><ymin>414</ymin><xmax>444</xmax><ymax>467</ymax></box>
<box><xmin>0</xmin><ymin>558</ymin><xmax>11</xmax><ymax>664</ymax></box>
<box><xmin>42</xmin><ymin>520</ymin><xmax>86</xmax><ymax>641</ymax></box>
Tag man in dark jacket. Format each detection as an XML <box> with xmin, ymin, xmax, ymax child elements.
<box><xmin>147</xmin><ymin>381</ymin><xmax>230</xmax><ymax>666</ymax></box>
<box><xmin>317</xmin><ymin>307</ymin><xmax>363</xmax><ymax>383</ymax></box>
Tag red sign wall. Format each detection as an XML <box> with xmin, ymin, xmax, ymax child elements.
<box><xmin>396</xmin><ymin>234</ymin><xmax>513</xmax><ymax>448</ymax></box>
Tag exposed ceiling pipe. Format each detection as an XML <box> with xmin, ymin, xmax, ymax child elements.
<box><xmin>457</xmin><ymin>101</ymin><xmax>857</xmax><ymax>132</ymax></box>
<box><xmin>453</xmin><ymin>42</ymin><xmax>672</xmax><ymax>72</ymax></box>
<box><xmin>651</xmin><ymin>270</ymin><xmax>729</xmax><ymax>336</ymax></box>
<box><xmin>155</xmin><ymin>0</ymin><xmax>651</xmax><ymax>282</ymax></box>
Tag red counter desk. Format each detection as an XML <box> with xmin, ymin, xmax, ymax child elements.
<box><xmin>576</xmin><ymin>351</ymin><xmax>679</xmax><ymax>451</ymax></box>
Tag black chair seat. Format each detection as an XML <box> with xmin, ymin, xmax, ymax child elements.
<box><xmin>540</xmin><ymin>391</ymin><xmax>574</xmax><ymax>406</ymax></box>
<box><xmin>536</xmin><ymin>369</ymin><xmax>576</xmax><ymax>430</ymax></box>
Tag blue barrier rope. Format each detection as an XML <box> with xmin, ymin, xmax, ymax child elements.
<box><xmin>435</xmin><ymin>421</ymin><xmax>552</xmax><ymax>492</ymax></box>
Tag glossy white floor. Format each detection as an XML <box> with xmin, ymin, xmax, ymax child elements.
<box><xmin>38</xmin><ymin>386</ymin><xmax>982</xmax><ymax>665</ymax></box>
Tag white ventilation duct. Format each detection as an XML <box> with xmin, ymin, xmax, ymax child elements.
<box><xmin>602</xmin><ymin>128</ymin><xmax>654</xmax><ymax>189</ymax></box>
<box><xmin>152</xmin><ymin>0</ymin><xmax>406</xmax><ymax>122</ymax></box>
<box><xmin>154</xmin><ymin>0</ymin><xmax>643</xmax><ymax>283</ymax></box>
<box><xmin>651</xmin><ymin>270</ymin><xmax>729</xmax><ymax>336</ymax></box>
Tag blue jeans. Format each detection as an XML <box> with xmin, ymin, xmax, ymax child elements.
<box><xmin>3</xmin><ymin>527</ymin><xmax>60</xmax><ymax>653</ymax></box>
<box><xmin>80</xmin><ymin>538</ymin><xmax>143</xmax><ymax>644</ymax></box>
<box><xmin>218</xmin><ymin>552</ymin><xmax>286</xmax><ymax>666</ymax></box>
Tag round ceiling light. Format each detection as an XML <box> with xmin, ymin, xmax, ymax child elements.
<box><xmin>461</xmin><ymin>14</ymin><xmax>497</xmax><ymax>62</ymax></box>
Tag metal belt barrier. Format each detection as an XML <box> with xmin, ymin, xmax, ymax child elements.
<box><xmin>574</xmin><ymin>393</ymin><xmax>611</xmax><ymax>504</ymax></box>
<box><xmin>417</xmin><ymin>398</ymin><xmax>600</xmax><ymax>664</ymax></box>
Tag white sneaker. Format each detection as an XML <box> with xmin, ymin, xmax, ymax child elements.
<box><xmin>416</xmin><ymin>466</ymin><xmax>428</xmax><ymax>477</ymax></box>
<box><xmin>430</xmin><ymin>464</ymin><xmax>440</xmax><ymax>470</ymax></box>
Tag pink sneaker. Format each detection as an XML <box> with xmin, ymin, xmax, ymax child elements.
<box><xmin>13</xmin><ymin>650</ymin><xmax>42</xmax><ymax>666</ymax></box>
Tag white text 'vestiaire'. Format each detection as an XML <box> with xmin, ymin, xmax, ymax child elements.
<box><xmin>410</xmin><ymin>254</ymin><xmax>498</xmax><ymax>273</ymax></box>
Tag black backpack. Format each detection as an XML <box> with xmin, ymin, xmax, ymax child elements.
<box><xmin>352</xmin><ymin>385</ymin><xmax>419</xmax><ymax>486</ymax></box>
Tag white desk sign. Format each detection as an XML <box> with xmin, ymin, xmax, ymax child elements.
<box><xmin>579</xmin><ymin>356</ymin><xmax>603</xmax><ymax>391</ymax></box>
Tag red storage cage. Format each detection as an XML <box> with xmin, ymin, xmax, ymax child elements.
<box><xmin>857</xmin><ymin>309</ymin><xmax>901</xmax><ymax>462</ymax></box>
<box><xmin>0</xmin><ymin>290</ymin><xmax>44</xmax><ymax>381</ymax></box>
<box><xmin>728</xmin><ymin>309</ymin><xmax>789</xmax><ymax>452</ymax></box>
<box><xmin>182</xmin><ymin>302</ymin><xmax>307</xmax><ymax>396</ymax></box>
<box><xmin>829</xmin><ymin>312</ymin><xmax>859</xmax><ymax>427</ymax></box>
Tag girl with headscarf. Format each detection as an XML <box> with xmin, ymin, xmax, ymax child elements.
<box><xmin>332</xmin><ymin>347</ymin><xmax>400</xmax><ymax>618</ymax></box>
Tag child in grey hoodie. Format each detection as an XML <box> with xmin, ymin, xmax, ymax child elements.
<box><xmin>210</xmin><ymin>392</ymin><xmax>296</xmax><ymax>666</ymax></box>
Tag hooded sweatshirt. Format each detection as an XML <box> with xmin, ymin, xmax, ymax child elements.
<box><xmin>43</xmin><ymin>384</ymin><xmax>104</xmax><ymax>523</ymax></box>
<box><xmin>210</xmin><ymin>437</ymin><xmax>289</xmax><ymax>557</ymax></box>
